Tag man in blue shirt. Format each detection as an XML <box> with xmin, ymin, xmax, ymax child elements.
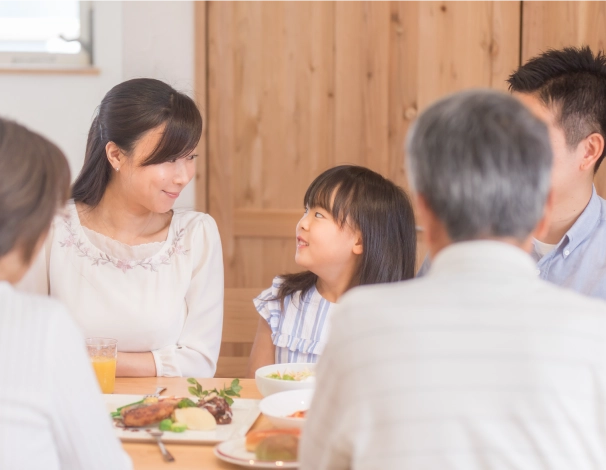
<box><xmin>419</xmin><ymin>46</ymin><xmax>606</xmax><ymax>300</ymax></box>
<box><xmin>507</xmin><ymin>46</ymin><xmax>606</xmax><ymax>299</ymax></box>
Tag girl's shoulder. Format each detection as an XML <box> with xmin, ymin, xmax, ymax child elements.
<box><xmin>253</xmin><ymin>276</ymin><xmax>287</xmax><ymax>315</ymax></box>
<box><xmin>253</xmin><ymin>276</ymin><xmax>324</xmax><ymax>317</ymax></box>
<box><xmin>255</xmin><ymin>276</ymin><xmax>285</xmax><ymax>300</ymax></box>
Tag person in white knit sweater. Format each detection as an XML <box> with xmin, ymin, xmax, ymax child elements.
<box><xmin>0</xmin><ymin>118</ymin><xmax>131</xmax><ymax>470</ymax></box>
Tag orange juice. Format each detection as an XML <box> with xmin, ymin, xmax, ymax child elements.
<box><xmin>91</xmin><ymin>357</ymin><xmax>117</xmax><ymax>394</ymax></box>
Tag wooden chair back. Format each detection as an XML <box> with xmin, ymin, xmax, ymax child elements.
<box><xmin>215</xmin><ymin>288</ymin><xmax>261</xmax><ymax>378</ymax></box>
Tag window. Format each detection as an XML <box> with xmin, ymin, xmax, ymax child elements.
<box><xmin>0</xmin><ymin>1</ymin><xmax>93</xmax><ymax>67</ymax></box>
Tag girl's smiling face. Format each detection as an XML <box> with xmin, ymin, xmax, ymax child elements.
<box><xmin>295</xmin><ymin>204</ymin><xmax>362</xmax><ymax>280</ymax></box>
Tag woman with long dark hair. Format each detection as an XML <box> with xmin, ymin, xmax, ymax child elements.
<box><xmin>247</xmin><ymin>165</ymin><xmax>417</xmax><ymax>375</ymax></box>
<box><xmin>20</xmin><ymin>78</ymin><xmax>223</xmax><ymax>378</ymax></box>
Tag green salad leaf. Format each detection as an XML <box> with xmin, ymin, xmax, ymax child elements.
<box><xmin>187</xmin><ymin>378</ymin><xmax>242</xmax><ymax>406</ymax></box>
<box><xmin>177</xmin><ymin>398</ymin><xmax>198</xmax><ymax>408</ymax></box>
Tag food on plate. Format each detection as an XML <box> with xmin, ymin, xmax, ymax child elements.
<box><xmin>159</xmin><ymin>418</ymin><xmax>188</xmax><ymax>433</ymax></box>
<box><xmin>199</xmin><ymin>395</ymin><xmax>233</xmax><ymax>424</ymax></box>
<box><xmin>187</xmin><ymin>377</ymin><xmax>242</xmax><ymax>406</ymax></box>
<box><xmin>255</xmin><ymin>434</ymin><xmax>299</xmax><ymax>462</ymax></box>
<box><xmin>287</xmin><ymin>410</ymin><xmax>307</xmax><ymax>419</ymax></box>
<box><xmin>121</xmin><ymin>398</ymin><xmax>180</xmax><ymax>427</ymax></box>
<box><xmin>265</xmin><ymin>369</ymin><xmax>314</xmax><ymax>382</ymax></box>
<box><xmin>159</xmin><ymin>419</ymin><xmax>173</xmax><ymax>431</ymax></box>
<box><xmin>172</xmin><ymin>407</ymin><xmax>217</xmax><ymax>431</ymax></box>
<box><xmin>187</xmin><ymin>377</ymin><xmax>241</xmax><ymax>425</ymax></box>
<box><xmin>245</xmin><ymin>428</ymin><xmax>301</xmax><ymax>452</ymax></box>
<box><xmin>170</xmin><ymin>422</ymin><xmax>188</xmax><ymax>433</ymax></box>
<box><xmin>110</xmin><ymin>396</ymin><xmax>158</xmax><ymax>418</ymax></box>
<box><xmin>111</xmin><ymin>379</ymin><xmax>244</xmax><ymax>431</ymax></box>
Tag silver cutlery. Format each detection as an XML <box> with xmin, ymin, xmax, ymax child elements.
<box><xmin>147</xmin><ymin>430</ymin><xmax>175</xmax><ymax>462</ymax></box>
<box><xmin>145</xmin><ymin>386</ymin><xmax>166</xmax><ymax>399</ymax></box>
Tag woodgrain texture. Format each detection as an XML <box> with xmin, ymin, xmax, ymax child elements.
<box><xmin>194</xmin><ymin>2</ymin><xmax>208</xmax><ymax>212</ymax></box>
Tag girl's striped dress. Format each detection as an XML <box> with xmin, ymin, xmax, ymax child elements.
<box><xmin>253</xmin><ymin>276</ymin><xmax>335</xmax><ymax>364</ymax></box>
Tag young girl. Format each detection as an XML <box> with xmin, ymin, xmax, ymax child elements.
<box><xmin>247</xmin><ymin>165</ymin><xmax>417</xmax><ymax>375</ymax></box>
<box><xmin>18</xmin><ymin>78</ymin><xmax>223</xmax><ymax>378</ymax></box>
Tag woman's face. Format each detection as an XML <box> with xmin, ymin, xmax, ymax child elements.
<box><xmin>111</xmin><ymin>126</ymin><xmax>197</xmax><ymax>213</ymax></box>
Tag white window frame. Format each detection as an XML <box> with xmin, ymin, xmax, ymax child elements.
<box><xmin>0</xmin><ymin>1</ymin><xmax>93</xmax><ymax>68</ymax></box>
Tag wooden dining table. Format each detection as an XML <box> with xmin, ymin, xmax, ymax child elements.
<box><xmin>114</xmin><ymin>377</ymin><xmax>274</xmax><ymax>469</ymax></box>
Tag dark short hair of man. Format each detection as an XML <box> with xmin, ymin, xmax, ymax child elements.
<box><xmin>507</xmin><ymin>46</ymin><xmax>606</xmax><ymax>172</ymax></box>
<box><xmin>406</xmin><ymin>90</ymin><xmax>552</xmax><ymax>243</ymax></box>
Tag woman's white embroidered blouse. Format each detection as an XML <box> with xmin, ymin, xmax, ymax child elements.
<box><xmin>19</xmin><ymin>201</ymin><xmax>224</xmax><ymax>377</ymax></box>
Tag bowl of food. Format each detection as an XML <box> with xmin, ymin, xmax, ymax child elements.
<box><xmin>258</xmin><ymin>388</ymin><xmax>314</xmax><ymax>430</ymax></box>
<box><xmin>255</xmin><ymin>362</ymin><xmax>316</xmax><ymax>397</ymax></box>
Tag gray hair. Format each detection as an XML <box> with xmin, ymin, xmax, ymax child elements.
<box><xmin>406</xmin><ymin>89</ymin><xmax>552</xmax><ymax>241</ymax></box>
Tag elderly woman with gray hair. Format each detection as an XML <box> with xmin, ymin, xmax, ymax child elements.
<box><xmin>301</xmin><ymin>90</ymin><xmax>606</xmax><ymax>470</ymax></box>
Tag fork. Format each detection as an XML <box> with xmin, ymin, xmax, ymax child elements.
<box><xmin>145</xmin><ymin>386</ymin><xmax>166</xmax><ymax>399</ymax></box>
<box><xmin>147</xmin><ymin>430</ymin><xmax>175</xmax><ymax>462</ymax></box>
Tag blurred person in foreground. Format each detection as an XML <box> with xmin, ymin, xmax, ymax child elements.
<box><xmin>300</xmin><ymin>90</ymin><xmax>606</xmax><ymax>470</ymax></box>
<box><xmin>0</xmin><ymin>118</ymin><xmax>131</xmax><ymax>470</ymax></box>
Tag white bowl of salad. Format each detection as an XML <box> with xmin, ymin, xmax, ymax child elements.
<box><xmin>255</xmin><ymin>362</ymin><xmax>316</xmax><ymax>397</ymax></box>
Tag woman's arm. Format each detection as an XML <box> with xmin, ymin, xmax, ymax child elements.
<box><xmin>150</xmin><ymin>215</ymin><xmax>224</xmax><ymax>377</ymax></box>
<box><xmin>116</xmin><ymin>351</ymin><xmax>156</xmax><ymax>377</ymax></box>
<box><xmin>247</xmin><ymin>318</ymin><xmax>276</xmax><ymax>378</ymax></box>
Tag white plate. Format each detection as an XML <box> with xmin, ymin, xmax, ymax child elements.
<box><xmin>104</xmin><ymin>394</ymin><xmax>260</xmax><ymax>445</ymax></box>
<box><xmin>214</xmin><ymin>437</ymin><xmax>299</xmax><ymax>468</ymax></box>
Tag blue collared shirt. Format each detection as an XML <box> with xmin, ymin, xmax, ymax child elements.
<box><xmin>416</xmin><ymin>187</ymin><xmax>606</xmax><ymax>301</ymax></box>
<box><xmin>531</xmin><ymin>186</ymin><xmax>606</xmax><ymax>300</ymax></box>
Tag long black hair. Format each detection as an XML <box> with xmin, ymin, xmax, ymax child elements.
<box><xmin>276</xmin><ymin>165</ymin><xmax>417</xmax><ymax>304</ymax></box>
<box><xmin>72</xmin><ymin>78</ymin><xmax>203</xmax><ymax>206</ymax></box>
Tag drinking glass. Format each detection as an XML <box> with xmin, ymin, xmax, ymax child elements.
<box><xmin>86</xmin><ymin>337</ymin><xmax>118</xmax><ymax>394</ymax></box>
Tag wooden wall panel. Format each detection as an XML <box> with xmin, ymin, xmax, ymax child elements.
<box><xmin>387</xmin><ymin>1</ymin><xmax>520</xmax><ymax>194</ymax></box>
<box><xmin>207</xmin><ymin>1</ymin><xmax>236</xmax><ymax>286</ymax></box>
<box><xmin>208</xmin><ymin>2</ymin><xmax>335</xmax><ymax>289</ymax></box>
<box><xmin>521</xmin><ymin>1</ymin><xmax>606</xmax><ymax>195</ymax></box>
<box><xmin>415</xmin><ymin>2</ymin><xmax>519</xmax><ymax>111</ymax></box>
<box><xmin>522</xmin><ymin>2</ymin><xmax>606</xmax><ymax>62</ymax></box>
<box><xmin>334</xmin><ymin>2</ymin><xmax>391</xmax><ymax>174</ymax></box>
<box><xmin>194</xmin><ymin>2</ymin><xmax>208</xmax><ymax>212</ymax></box>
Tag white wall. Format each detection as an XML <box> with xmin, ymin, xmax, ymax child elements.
<box><xmin>0</xmin><ymin>1</ymin><xmax>196</xmax><ymax>209</ymax></box>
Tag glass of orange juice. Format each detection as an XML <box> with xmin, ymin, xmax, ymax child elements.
<box><xmin>86</xmin><ymin>337</ymin><xmax>117</xmax><ymax>394</ymax></box>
